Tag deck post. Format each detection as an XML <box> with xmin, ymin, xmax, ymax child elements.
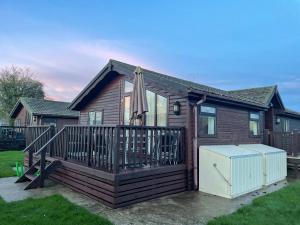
<box><xmin>39</xmin><ymin>150</ymin><xmax>46</xmax><ymax>187</ymax></box>
<box><xmin>63</xmin><ymin>129</ymin><xmax>68</xmax><ymax>160</ymax></box>
<box><xmin>113</xmin><ymin>126</ymin><xmax>120</xmax><ymax>173</ymax></box>
<box><xmin>49</xmin><ymin>125</ymin><xmax>55</xmax><ymax>157</ymax></box>
<box><xmin>87</xmin><ymin>127</ymin><xmax>92</xmax><ymax>167</ymax></box>
<box><xmin>28</xmin><ymin>149</ymin><xmax>33</xmax><ymax>167</ymax></box>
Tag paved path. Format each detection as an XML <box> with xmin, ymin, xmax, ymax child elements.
<box><xmin>0</xmin><ymin>177</ymin><xmax>289</xmax><ymax>225</ymax></box>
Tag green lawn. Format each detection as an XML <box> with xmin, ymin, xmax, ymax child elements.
<box><xmin>0</xmin><ymin>195</ymin><xmax>112</xmax><ymax>225</ymax></box>
<box><xmin>0</xmin><ymin>151</ymin><xmax>24</xmax><ymax>178</ymax></box>
<box><xmin>208</xmin><ymin>181</ymin><xmax>300</xmax><ymax>225</ymax></box>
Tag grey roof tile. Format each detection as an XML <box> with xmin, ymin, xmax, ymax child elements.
<box><xmin>19</xmin><ymin>97</ymin><xmax>79</xmax><ymax>118</ymax></box>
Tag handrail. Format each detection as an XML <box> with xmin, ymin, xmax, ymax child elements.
<box><xmin>23</xmin><ymin>127</ymin><xmax>51</xmax><ymax>152</ymax></box>
<box><xmin>34</xmin><ymin>127</ymin><xmax>65</xmax><ymax>156</ymax></box>
<box><xmin>117</xmin><ymin>125</ymin><xmax>184</xmax><ymax>129</ymax></box>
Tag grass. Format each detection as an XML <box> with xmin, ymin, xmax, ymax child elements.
<box><xmin>208</xmin><ymin>181</ymin><xmax>300</xmax><ymax>225</ymax></box>
<box><xmin>0</xmin><ymin>195</ymin><xmax>113</xmax><ymax>225</ymax></box>
<box><xmin>0</xmin><ymin>150</ymin><xmax>24</xmax><ymax>178</ymax></box>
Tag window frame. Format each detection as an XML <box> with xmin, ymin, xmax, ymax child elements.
<box><xmin>122</xmin><ymin>79</ymin><xmax>168</xmax><ymax>126</ymax></box>
<box><xmin>249</xmin><ymin>111</ymin><xmax>261</xmax><ymax>137</ymax></box>
<box><xmin>88</xmin><ymin>111</ymin><xmax>103</xmax><ymax>125</ymax></box>
<box><xmin>282</xmin><ymin>117</ymin><xmax>290</xmax><ymax>132</ymax></box>
<box><xmin>198</xmin><ymin>104</ymin><xmax>217</xmax><ymax>138</ymax></box>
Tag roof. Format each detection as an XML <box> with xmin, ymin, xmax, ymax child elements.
<box><xmin>279</xmin><ymin>108</ymin><xmax>300</xmax><ymax>119</ymax></box>
<box><xmin>10</xmin><ymin>97</ymin><xmax>79</xmax><ymax>118</ymax></box>
<box><xmin>228</xmin><ymin>86</ymin><xmax>278</xmax><ymax>108</ymax></box>
<box><xmin>200</xmin><ymin>145</ymin><xmax>260</xmax><ymax>158</ymax></box>
<box><xmin>70</xmin><ymin>59</ymin><xmax>268</xmax><ymax>110</ymax></box>
<box><xmin>239</xmin><ymin>144</ymin><xmax>285</xmax><ymax>154</ymax></box>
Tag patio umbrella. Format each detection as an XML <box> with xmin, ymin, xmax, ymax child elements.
<box><xmin>130</xmin><ymin>66</ymin><xmax>148</xmax><ymax>125</ymax></box>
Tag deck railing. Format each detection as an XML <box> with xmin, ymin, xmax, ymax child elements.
<box><xmin>35</xmin><ymin>125</ymin><xmax>185</xmax><ymax>173</ymax></box>
<box><xmin>24</xmin><ymin>126</ymin><xmax>55</xmax><ymax>167</ymax></box>
<box><xmin>25</xmin><ymin>126</ymin><xmax>53</xmax><ymax>145</ymax></box>
<box><xmin>0</xmin><ymin>125</ymin><xmax>50</xmax><ymax>151</ymax></box>
<box><xmin>264</xmin><ymin>129</ymin><xmax>300</xmax><ymax>156</ymax></box>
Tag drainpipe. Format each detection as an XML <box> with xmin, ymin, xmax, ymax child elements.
<box><xmin>193</xmin><ymin>96</ymin><xmax>206</xmax><ymax>190</ymax></box>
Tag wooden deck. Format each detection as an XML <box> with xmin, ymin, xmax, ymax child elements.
<box><xmin>21</xmin><ymin>125</ymin><xmax>187</xmax><ymax>208</ymax></box>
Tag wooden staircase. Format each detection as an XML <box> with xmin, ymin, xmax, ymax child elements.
<box><xmin>16</xmin><ymin>125</ymin><xmax>61</xmax><ymax>190</ymax></box>
<box><xmin>16</xmin><ymin>158</ymin><xmax>60</xmax><ymax>190</ymax></box>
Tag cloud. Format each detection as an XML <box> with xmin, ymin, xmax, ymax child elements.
<box><xmin>0</xmin><ymin>37</ymin><xmax>154</xmax><ymax>102</ymax></box>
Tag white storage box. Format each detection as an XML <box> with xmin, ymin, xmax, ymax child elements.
<box><xmin>239</xmin><ymin>144</ymin><xmax>287</xmax><ymax>186</ymax></box>
<box><xmin>199</xmin><ymin>145</ymin><xmax>263</xmax><ymax>199</ymax></box>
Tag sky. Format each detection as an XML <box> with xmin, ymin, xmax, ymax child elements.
<box><xmin>0</xmin><ymin>1</ymin><xmax>300</xmax><ymax>110</ymax></box>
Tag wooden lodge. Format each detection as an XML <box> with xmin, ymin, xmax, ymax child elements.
<box><xmin>13</xmin><ymin>59</ymin><xmax>300</xmax><ymax>208</ymax></box>
<box><xmin>10</xmin><ymin>97</ymin><xmax>79</xmax><ymax>129</ymax></box>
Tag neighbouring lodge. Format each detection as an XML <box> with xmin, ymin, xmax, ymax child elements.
<box><xmin>10</xmin><ymin>97</ymin><xmax>79</xmax><ymax>129</ymax></box>
<box><xmin>13</xmin><ymin>59</ymin><xmax>300</xmax><ymax>208</ymax></box>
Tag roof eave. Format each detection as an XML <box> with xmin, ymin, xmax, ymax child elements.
<box><xmin>69</xmin><ymin>61</ymin><xmax>113</xmax><ymax>110</ymax></box>
<box><xmin>32</xmin><ymin>113</ymin><xmax>79</xmax><ymax>119</ymax></box>
<box><xmin>188</xmin><ymin>89</ymin><xmax>267</xmax><ymax>110</ymax></box>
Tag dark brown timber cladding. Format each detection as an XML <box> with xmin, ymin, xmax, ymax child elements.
<box><xmin>197</xmin><ymin>103</ymin><xmax>264</xmax><ymax>145</ymax></box>
<box><xmin>80</xmin><ymin>75</ymin><xmax>122</xmax><ymax>125</ymax></box>
<box><xmin>14</xmin><ymin>107</ymin><xmax>31</xmax><ymax>126</ymax></box>
<box><xmin>48</xmin><ymin>160</ymin><xmax>187</xmax><ymax>208</ymax></box>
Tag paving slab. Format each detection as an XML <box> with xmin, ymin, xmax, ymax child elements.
<box><xmin>0</xmin><ymin>177</ymin><xmax>290</xmax><ymax>225</ymax></box>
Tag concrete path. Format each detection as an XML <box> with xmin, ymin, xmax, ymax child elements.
<box><xmin>0</xmin><ymin>177</ymin><xmax>289</xmax><ymax>225</ymax></box>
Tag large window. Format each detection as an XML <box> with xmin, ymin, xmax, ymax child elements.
<box><xmin>123</xmin><ymin>96</ymin><xmax>131</xmax><ymax>125</ymax></box>
<box><xmin>88</xmin><ymin>111</ymin><xmax>103</xmax><ymax>125</ymax></box>
<box><xmin>156</xmin><ymin>94</ymin><xmax>167</xmax><ymax>126</ymax></box>
<box><xmin>123</xmin><ymin>81</ymin><xmax>167</xmax><ymax>126</ymax></box>
<box><xmin>199</xmin><ymin>106</ymin><xmax>216</xmax><ymax>136</ymax></box>
<box><xmin>249</xmin><ymin>112</ymin><xmax>260</xmax><ymax>136</ymax></box>
<box><xmin>146</xmin><ymin>90</ymin><xmax>155</xmax><ymax>126</ymax></box>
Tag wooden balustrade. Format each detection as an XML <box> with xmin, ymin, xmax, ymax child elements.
<box><xmin>38</xmin><ymin>125</ymin><xmax>185</xmax><ymax>173</ymax></box>
<box><xmin>264</xmin><ymin>129</ymin><xmax>300</xmax><ymax>156</ymax></box>
<box><xmin>25</xmin><ymin>126</ymin><xmax>53</xmax><ymax>146</ymax></box>
<box><xmin>117</xmin><ymin>125</ymin><xmax>185</xmax><ymax>172</ymax></box>
<box><xmin>0</xmin><ymin>125</ymin><xmax>51</xmax><ymax>151</ymax></box>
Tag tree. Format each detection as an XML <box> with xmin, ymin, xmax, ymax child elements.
<box><xmin>0</xmin><ymin>66</ymin><xmax>45</xmax><ymax>123</ymax></box>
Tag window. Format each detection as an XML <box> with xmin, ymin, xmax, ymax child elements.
<box><xmin>88</xmin><ymin>111</ymin><xmax>103</xmax><ymax>125</ymax></box>
<box><xmin>281</xmin><ymin>118</ymin><xmax>290</xmax><ymax>132</ymax></box>
<box><xmin>146</xmin><ymin>90</ymin><xmax>155</xmax><ymax>126</ymax></box>
<box><xmin>199</xmin><ymin>106</ymin><xmax>216</xmax><ymax>136</ymax></box>
<box><xmin>124</xmin><ymin>81</ymin><xmax>133</xmax><ymax>93</ymax></box>
<box><xmin>123</xmin><ymin>96</ymin><xmax>131</xmax><ymax>125</ymax></box>
<box><xmin>156</xmin><ymin>94</ymin><xmax>167</xmax><ymax>126</ymax></box>
<box><xmin>123</xmin><ymin>80</ymin><xmax>168</xmax><ymax>126</ymax></box>
<box><xmin>15</xmin><ymin>119</ymin><xmax>21</xmax><ymax>126</ymax></box>
<box><xmin>42</xmin><ymin>118</ymin><xmax>57</xmax><ymax>127</ymax></box>
<box><xmin>249</xmin><ymin>112</ymin><xmax>260</xmax><ymax>136</ymax></box>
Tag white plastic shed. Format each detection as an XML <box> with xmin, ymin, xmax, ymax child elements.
<box><xmin>239</xmin><ymin>144</ymin><xmax>287</xmax><ymax>186</ymax></box>
<box><xmin>199</xmin><ymin>145</ymin><xmax>263</xmax><ymax>199</ymax></box>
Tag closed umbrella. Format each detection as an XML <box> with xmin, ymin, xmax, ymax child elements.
<box><xmin>130</xmin><ymin>66</ymin><xmax>148</xmax><ymax>125</ymax></box>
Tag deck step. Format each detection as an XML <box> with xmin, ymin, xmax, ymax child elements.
<box><xmin>25</xmin><ymin>174</ymin><xmax>37</xmax><ymax>181</ymax></box>
<box><xmin>35</xmin><ymin>165</ymin><xmax>40</xmax><ymax>170</ymax></box>
<box><xmin>16</xmin><ymin>158</ymin><xmax>61</xmax><ymax>190</ymax></box>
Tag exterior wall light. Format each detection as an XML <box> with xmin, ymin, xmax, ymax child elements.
<box><xmin>173</xmin><ymin>101</ymin><xmax>181</xmax><ymax>115</ymax></box>
<box><xmin>276</xmin><ymin>117</ymin><xmax>281</xmax><ymax>124</ymax></box>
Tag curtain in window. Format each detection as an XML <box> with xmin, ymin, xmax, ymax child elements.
<box><xmin>207</xmin><ymin>116</ymin><xmax>215</xmax><ymax>135</ymax></box>
<box><xmin>250</xmin><ymin>121</ymin><xmax>258</xmax><ymax>135</ymax></box>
